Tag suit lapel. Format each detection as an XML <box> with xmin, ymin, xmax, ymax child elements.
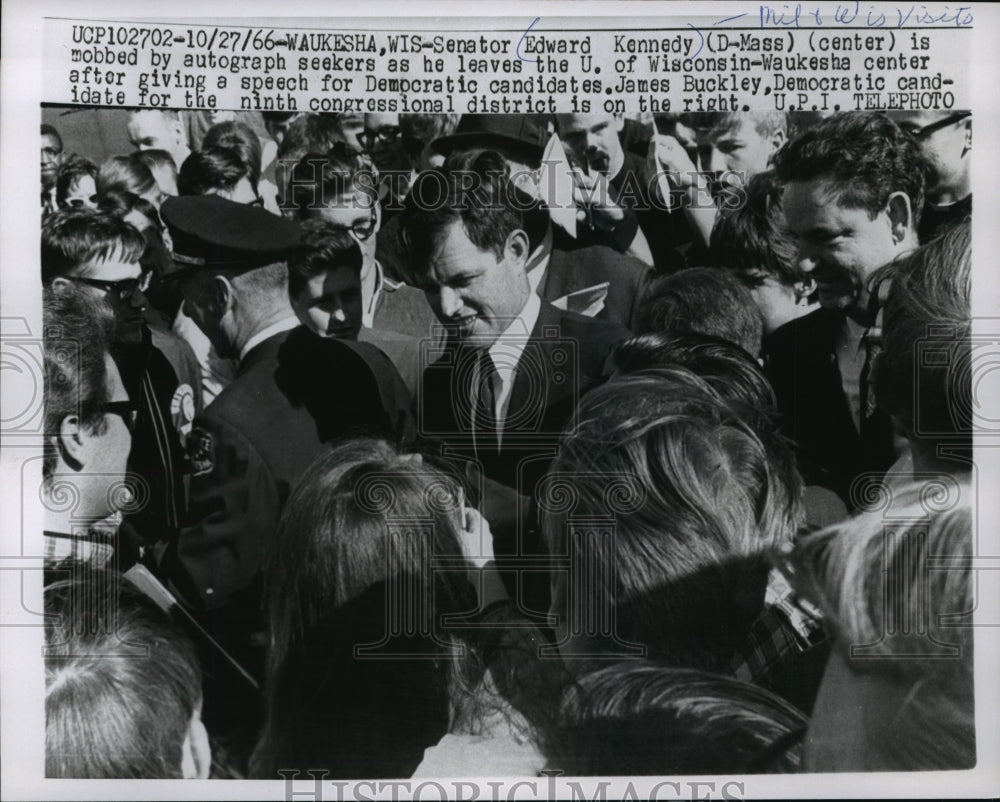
<box><xmin>503</xmin><ymin>303</ymin><xmax>564</xmax><ymax>435</ymax></box>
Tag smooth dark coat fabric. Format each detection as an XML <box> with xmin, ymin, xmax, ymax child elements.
<box><xmin>763</xmin><ymin>308</ymin><xmax>896</xmax><ymax>507</ymax></box>
<box><xmin>419</xmin><ymin>302</ymin><xmax>628</xmax><ymax>611</ymax></box>
<box><xmin>544</xmin><ymin>228</ymin><xmax>655</xmax><ymax>333</ymax></box>
<box><xmin>172</xmin><ymin>328</ymin><xmax>411</xmax><ymax>618</ymax></box>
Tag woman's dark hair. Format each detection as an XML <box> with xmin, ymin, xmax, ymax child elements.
<box><xmin>96</xmin><ymin>154</ymin><xmax>158</xmax><ymax>200</ymax></box>
<box><xmin>55</xmin><ymin>155</ymin><xmax>98</xmax><ymax>208</ymax></box>
<box><xmin>251</xmin><ymin>439</ymin><xmax>480</xmax><ymax>778</ymax></box>
<box><xmin>202</xmin><ymin>120</ymin><xmax>263</xmax><ymax>188</ymax></box>
<box><xmin>177</xmin><ymin>146</ymin><xmax>251</xmax><ymax>197</ymax></box>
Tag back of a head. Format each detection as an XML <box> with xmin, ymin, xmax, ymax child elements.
<box><xmin>96</xmin><ymin>155</ymin><xmax>157</xmax><ymax>200</ymax></box>
<box><xmin>41</xmin><ymin>207</ymin><xmax>146</xmax><ymax>281</ymax></box>
<box><xmin>546</xmin><ymin>369</ymin><xmax>802</xmax><ymax>670</ymax></box>
<box><xmin>177</xmin><ymin>146</ymin><xmax>250</xmax><ymax>197</ymax></box>
<box><xmin>637</xmin><ymin>267</ymin><xmax>765</xmax><ymax>357</ymax></box>
<box><xmin>203</xmin><ymin>120</ymin><xmax>263</xmax><ymax>186</ymax></box>
<box><xmin>772</xmin><ymin>111</ymin><xmax>927</xmax><ymax>224</ymax></box>
<box><xmin>545</xmin><ymin>663</ymin><xmax>807</xmax><ymax>775</ymax></box>
<box><xmin>708</xmin><ymin>170</ymin><xmax>800</xmax><ymax>289</ymax></box>
<box><xmin>612</xmin><ymin>331</ymin><xmax>778</xmax><ymax>429</ymax></box>
<box><xmin>45</xmin><ymin>570</ymin><xmax>204</xmax><ymax>778</ymax></box>
<box><xmin>254</xmin><ymin>439</ymin><xmax>476</xmax><ymax>778</ymax></box>
<box><xmin>873</xmin><ymin>221</ymin><xmax>971</xmax><ymax>468</ymax></box>
<box><xmin>786</xmin><ymin>478</ymin><xmax>975</xmax><ymax>770</ymax></box>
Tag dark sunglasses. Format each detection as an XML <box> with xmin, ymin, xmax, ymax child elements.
<box><xmin>362</xmin><ymin>126</ymin><xmax>401</xmax><ymax>148</ymax></box>
<box><xmin>63</xmin><ymin>272</ymin><xmax>151</xmax><ymax>301</ymax></box>
<box><xmin>63</xmin><ymin>195</ymin><xmax>98</xmax><ymax>209</ymax></box>
<box><xmin>101</xmin><ymin>401</ymin><xmax>139</xmax><ymax>432</ymax></box>
<box><xmin>898</xmin><ymin>111</ymin><xmax>971</xmax><ymax>140</ymax></box>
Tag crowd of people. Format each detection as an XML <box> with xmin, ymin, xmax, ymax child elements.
<box><xmin>39</xmin><ymin>106</ymin><xmax>975</xmax><ymax>778</ymax></box>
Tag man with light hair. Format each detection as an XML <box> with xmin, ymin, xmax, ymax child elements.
<box><xmin>127</xmin><ymin>109</ymin><xmax>191</xmax><ymax>172</ymax></box>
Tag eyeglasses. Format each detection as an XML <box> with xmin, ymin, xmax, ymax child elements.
<box><xmin>63</xmin><ymin>195</ymin><xmax>98</xmax><ymax>209</ymax></box>
<box><xmin>897</xmin><ymin>111</ymin><xmax>971</xmax><ymax>140</ymax></box>
<box><xmin>101</xmin><ymin>401</ymin><xmax>139</xmax><ymax>433</ymax></box>
<box><xmin>324</xmin><ymin>207</ymin><xmax>378</xmax><ymax>242</ymax></box>
<box><xmin>63</xmin><ymin>272</ymin><xmax>152</xmax><ymax>301</ymax></box>
<box><xmin>361</xmin><ymin>126</ymin><xmax>401</xmax><ymax>149</ymax></box>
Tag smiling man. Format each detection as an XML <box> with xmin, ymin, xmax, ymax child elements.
<box><xmin>769</xmin><ymin>111</ymin><xmax>926</xmax><ymax>504</ymax></box>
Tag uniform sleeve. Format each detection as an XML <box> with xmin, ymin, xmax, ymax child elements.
<box><xmin>174</xmin><ymin>412</ymin><xmax>281</xmax><ymax>611</ymax></box>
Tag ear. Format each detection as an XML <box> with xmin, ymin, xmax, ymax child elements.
<box><xmin>503</xmin><ymin>228</ymin><xmax>531</xmax><ymax>269</ymax></box>
<box><xmin>57</xmin><ymin>415</ymin><xmax>87</xmax><ymax>470</ymax></box>
<box><xmin>212</xmin><ymin>275</ymin><xmax>234</xmax><ymax>316</ymax></box>
<box><xmin>180</xmin><ymin>715</ymin><xmax>212</xmax><ymax>779</ymax></box>
<box><xmin>885</xmin><ymin>191</ymin><xmax>914</xmax><ymax>247</ymax></box>
<box><xmin>769</xmin><ymin>128</ymin><xmax>787</xmax><ymax>158</ymax></box>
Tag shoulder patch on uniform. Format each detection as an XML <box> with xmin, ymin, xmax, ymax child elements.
<box><xmin>189</xmin><ymin>427</ymin><xmax>215</xmax><ymax>476</ymax></box>
<box><xmin>171</xmin><ymin>383</ymin><xmax>196</xmax><ymax>420</ymax></box>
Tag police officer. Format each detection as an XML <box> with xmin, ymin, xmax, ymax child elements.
<box><xmin>159</xmin><ymin>196</ymin><xmax>411</xmax><ymax>755</ymax></box>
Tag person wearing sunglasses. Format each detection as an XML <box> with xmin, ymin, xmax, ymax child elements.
<box><xmin>888</xmin><ymin>110</ymin><xmax>971</xmax><ymax>244</ymax></box>
<box><xmin>55</xmin><ymin>155</ymin><xmax>99</xmax><ymax>211</ymax></box>
<box><xmin>41</xmin><ymin>281</ymin><xmax>138</xmax><ymax>570</ymax></box>
<box><xmin>42</xmin><ymin>207</ymin><xmax>202</xmax><ymax>553</ymax></box>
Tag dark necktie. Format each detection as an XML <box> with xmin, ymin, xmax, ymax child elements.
<box><xmin>473</xmin><ymin>349</ymin><xmax>499</xmax><ymax>456</ymax></box>
<box><xmin>859</xmin><ymin>326</ymin><xmax>882</xmax><ymax>430</ymax></box>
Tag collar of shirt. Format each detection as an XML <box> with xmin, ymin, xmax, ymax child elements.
<box><xmin>525</xmin><ymin>225</ymin><xmax>553</xmax><ymax>296</ymax></box>
<box><xmin>362</xmin><ymin>259</ymin><xmax>385</xmax><ymax>328</ymax></box>
<box><xmin>477</xmin><ymin>291</ymin><xmax>543</xmax><ymax>439</ymax></box>
<box><xmin>239</xmin><ymin>316</ymin><xmax>299</xmax><ymax>362</ymax></box>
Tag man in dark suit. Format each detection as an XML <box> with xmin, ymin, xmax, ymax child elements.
<box><xmin>159</xmin><ymin>196</ymin><xmax>411</xmax><ymax>756</ymax></box>
<box><xmin>432</xmin><ymin>114</ymin><xmax>655</xmax><ymax>331</ymax></box>
<box><xmin>400</xmin><ymin>150</ymin><xmax>630</xmax><ymax>611</ymax></box>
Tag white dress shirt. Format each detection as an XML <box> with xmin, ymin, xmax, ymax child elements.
<box><xmin>473</xmin><ymin>292</ymin><xmax>543</xmax><ymax>444</ymax></box>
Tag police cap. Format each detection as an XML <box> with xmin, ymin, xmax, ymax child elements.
<box><xmin>160</xmin><ymin>195</ymin><xmax>301</xmax><ymax>278</ymax></box>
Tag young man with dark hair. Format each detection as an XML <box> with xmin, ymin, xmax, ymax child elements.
<box><xmin>287</xmin><ymin>220</ymin><xmax>421</xmax><ymax>394</ymax></box>
<box><xmin>284</xmin><ymin>147</ymin><xmax>440</xmax><ymax>346</ymax></box>
<box><xmin>432</xmin><ymin>116</ymin><xmax>654</xmax><ymax>331</ymax></box>
<box><xmin>42</xmin><ymin>208</ymin><xmax>200</xmax><ymax>550</ymax></box>
<box><xmin>42</xmin><ymin>283</ymin><xmax>136</xmax><ymax>568</ymax></box>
